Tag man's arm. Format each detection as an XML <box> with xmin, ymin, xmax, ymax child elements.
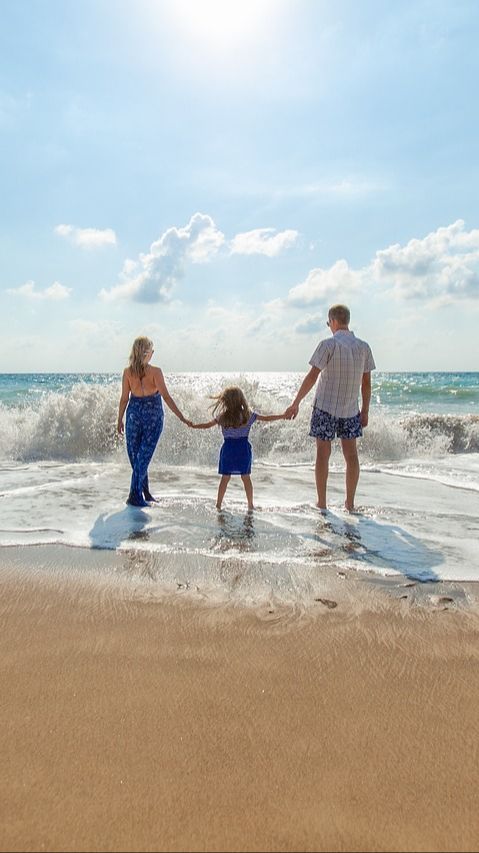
<box><xmin>360</xmin><ymin>372</ymin><xmax>371</xmax><ymax>427</ymax></box>
<box><xmin>285</xmin><ymin>367</ymin><xmax>320</xmax><ymax>419</ymax></box>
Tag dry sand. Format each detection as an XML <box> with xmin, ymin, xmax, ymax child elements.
<box><xmin>1</xmin><ymin>547</ymin><xmax>479</xmax><ymax>853</ymax></box>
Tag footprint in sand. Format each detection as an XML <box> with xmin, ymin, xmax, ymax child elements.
<box><xmin>429</xmin><ymin>595</ymin><xmax>454</xmax><ymax>608</ymax></box>
<box><xmin>315</xmin><ymin>598</ymin><xmax>338</xmax><ymax>609</ymax></box>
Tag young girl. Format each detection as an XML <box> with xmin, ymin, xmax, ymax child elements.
<box><xmin>190</xmin><ymin>386</ymin><xmax>286</xmax><ymax>511</ymax></box>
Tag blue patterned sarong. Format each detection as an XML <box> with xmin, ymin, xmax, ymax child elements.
<box><xmin>125</xmin><ymin>393</ymin><xmax>164</xmax><ymax>506</ymax></box>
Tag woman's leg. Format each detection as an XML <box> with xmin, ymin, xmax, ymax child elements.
<box><xmin>125</xmin><ymin>408</ymin><xmax>148</xmax><ymax>506</ymax></box>
<box><xmin>132</xmin><ymin>405</ymin><xmax>163</xmax><ymax>504</ymax></box>
<box><xmin>216</xmin><ymin>475</ymin><xmax>230</xmax><ymax>509</ymax></box>
<box><xmin>241</xmin><ymin>475</ymin><xmax>254</xmax><ymax>510</ymax></box>
<box><xmin>126</xmin><ymin>401</ymin><xmax>163</xmax><ymax>506</ymax></box>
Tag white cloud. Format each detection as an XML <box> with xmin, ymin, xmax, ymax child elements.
<box><xmin>285</xmin><ymin>260</ymin><xmax>363</xmax><ymax>308</ymax></box>
<box><xmin>230</xmin><ymin>227</ymin><xmax>299</xmax><ymax>257</ymax></box>
<box><xmin>100</xmin><ymin>212</ymin><xmax>225</xmax><ymax>303</ymax></box>
<box><xmin>371</xmin><ymin>220</ymin><xmax>479</xmax><ymax>301</ymax></box>
<box><xmin>55</xmin><ymin>224</ymin><xmax>117</xmax><ymax>248</ymax></box>
<box><xmin>294</xmin><ymin>313</ymin><xmax>325</xmax><ymax>335</ymax></box>
<box><xmin>277</xmin><ymin>221</ymin><xmax>479</xmax><ymax>314</ymax></box>
<box><xmin>7</xmin><ymin>280</ymin><xmax>72</xmax><ymax>300</ymax></box>
<box><xmin>69</xmin><ymin>318</ymin><xmax>122</xmax><ymax>338</ymax></box>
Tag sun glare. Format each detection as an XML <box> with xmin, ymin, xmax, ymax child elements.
<box><xmin>164</xmin><ymin>0</ymin><xmax>276</xmax><ymax>50</ymax></box>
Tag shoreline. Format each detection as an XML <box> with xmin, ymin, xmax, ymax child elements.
<box><xmin>1</xmin><ymin>546</ymin><xmax>479</xmax><ymax>852</ymax></box>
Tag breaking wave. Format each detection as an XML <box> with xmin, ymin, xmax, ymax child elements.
<box><xmin>0</xmin><ymin>379</ymin><xmax>478</xmax><ymax>465</ymax></box>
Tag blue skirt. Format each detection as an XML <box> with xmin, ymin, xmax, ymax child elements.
<box><xmin>218</xmin><ymin>437</ymin><xmax>252</xmax><ymax>475</ymax></box>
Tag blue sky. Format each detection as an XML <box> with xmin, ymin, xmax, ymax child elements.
<box><xmin>1</xmin><ymin>0</ymin><xmax>478</xmax><ymax>372</ymax></box>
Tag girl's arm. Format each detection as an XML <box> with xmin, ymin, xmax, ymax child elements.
<box><xmin>154</xmin><ymin>367</ymin><xmax>192</xmax><ymax>425</ymax></box>
<box><xmin>190</xmin><ymin>419</ymin><xmax>217</xmax><ymax>429</ymax></box>
<box><xmin>256</xmin><ymin>413</ymin><xmax>287</xmax><ymax>422</ymax></box>
<box><xmin>117</xmin><ymin>369</ymin><xmax>131</xmax><ymax>434</ymax></box>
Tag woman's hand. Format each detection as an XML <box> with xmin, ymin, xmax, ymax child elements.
<box><xmin>117</xmin><ymin>419</ymin><xmax>124</xmax><ymax>435</ymax></box>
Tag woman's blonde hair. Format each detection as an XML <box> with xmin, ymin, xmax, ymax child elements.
<box><xmin>211</xmin><ymin>386</ymin><xmax>251</xmax><ymax>428</ymax></box>
<box><xmin>129</xmin><ymin>336</ymin><xmax>153</xmax><ymax>379</ymax></box>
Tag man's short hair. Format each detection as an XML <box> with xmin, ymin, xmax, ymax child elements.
<box><xmin>328</xmin><ymin>304</ymin><xmax>350</xmax><ymax>325</ymax></box>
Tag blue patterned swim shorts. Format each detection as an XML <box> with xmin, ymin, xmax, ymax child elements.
<box><xmin>309</xmin><ymin>408</ymin><xmax>362</xmax><ymax>441</ymax></box>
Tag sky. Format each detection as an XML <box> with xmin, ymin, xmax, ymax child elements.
<box><xmin>1</xmin><ymin>0</ymin><xmax>478</xmax><ymax>372</ymax></box>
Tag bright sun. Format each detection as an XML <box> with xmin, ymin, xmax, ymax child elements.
<box><xmin>164</xmin><ymin>0</ymin><xmax>276</xmax><ymax>50</ymax></box>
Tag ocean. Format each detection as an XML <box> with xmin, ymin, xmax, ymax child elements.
<box><xmin>1</xmin><ymin>371</ymin><xmax>478</xmax><ymax>604</ymax></box>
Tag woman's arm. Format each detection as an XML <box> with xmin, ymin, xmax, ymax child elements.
<box><xmin>256</xmin><ymin>413</ymin><xmax>287</xmax><ymax>422</ymax></box>
<box><xmin>117</xmin><ymin>369</ymin><xmax>130</xmax><ymax>434</ymax></box>
<box><xmin>190</xmin><ymin>419</ymin><xmax>217</xmax><ymax>429</ymax></box>
<box><xmin>154</xmin><ymin>368</ymin><xmax>192</xmax><ymax>425</ymax></box>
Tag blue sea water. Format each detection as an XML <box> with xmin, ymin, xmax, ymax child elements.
<box><xmin>0</xmin><ymin>372</ymin><xmax>478</xmax><ymax>598</ymax></box>
<box><xmin>1</xmin><ymin>371</ymin><xmax>478</xmax><ymax>412</ymax></box>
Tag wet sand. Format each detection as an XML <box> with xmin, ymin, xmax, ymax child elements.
<box><xmin>1</xmin><ymin>547</ymin><xmax>479</xmax><ymax>853</ymax></box>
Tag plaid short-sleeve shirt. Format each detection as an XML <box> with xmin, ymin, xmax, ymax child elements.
<box><xmin>309</xmin><ymin>330</ymin><xmax>375</xmax><ymax>418</ymax></box>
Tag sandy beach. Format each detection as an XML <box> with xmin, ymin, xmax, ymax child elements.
<box><xmin>1</xmin><ymin>546</ymin><xmax>478</xmax><ymax>853</ymax></box>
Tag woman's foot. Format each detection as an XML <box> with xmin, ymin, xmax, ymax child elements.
<box><xmin>143</xmin><ymin>489</ymin><xmax>158</xmax><ymax>502</ymax></box>
<box><xmin>126</xmin><ymin>493</ymin><xmax>149</xmax><ymax>508</ymax></box>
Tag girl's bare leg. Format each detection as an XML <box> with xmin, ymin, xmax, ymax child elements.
<box><xmin>241</xmin><ymin>475</ymin><xmax>254</xmax><ymax>510</ymax></box>
<box><xmin>216</xmin><ymin>475</ymin><xmax>230</xmax><ymax>509</ymax></box>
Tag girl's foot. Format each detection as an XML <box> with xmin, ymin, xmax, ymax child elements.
<box><xmin>216</xmin><ymin>503</ymin><xmax>222</xmax><ymax>511</ymax></box>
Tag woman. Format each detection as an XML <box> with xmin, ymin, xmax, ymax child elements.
<box><xmin>117</xmin><ymin>336</ymin><xmax>191</xmax><ymax>506</ymax></box>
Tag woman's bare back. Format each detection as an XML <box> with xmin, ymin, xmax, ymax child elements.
<box><xmin>126</xmin><ymin>365</ymin><xmax>160</xmax><ymax>397</ymax></box>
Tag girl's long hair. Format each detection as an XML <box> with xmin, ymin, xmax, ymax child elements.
<box><xmin>211</xmin><ymin>386</ymin><xmax>251</xmax><ymax>428</ymax></box>
<box><xmin>129</xmin><ymin>336</ymin><xmax>153</xmax><ymax>379</ymax></box>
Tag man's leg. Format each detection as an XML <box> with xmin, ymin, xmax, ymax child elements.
<box><xmin>341</xmin><ymin>438</ymin><xmax>359</xmax><ymax>511</ymax></box>
<box><xmin>315</xmin><ymin>439</ymin><xmax>331</xmax><ymax>509</ymax></box>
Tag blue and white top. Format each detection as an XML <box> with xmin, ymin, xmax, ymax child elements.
<box><xmin>216</xmin><ymin>412</ymin><xmax>258</xmax><ymax>439</ymax></box>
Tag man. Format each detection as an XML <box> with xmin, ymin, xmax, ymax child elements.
<box><xmin>285</xmin><ymin>304</ymin><xmax>375</xmax><ymax>512</ymax></box>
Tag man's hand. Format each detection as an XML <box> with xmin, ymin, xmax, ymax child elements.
<box><xmin>284</xmin><ymin>403</ymin><xmax>299</xmax><ymax>420</ymax></box>
<box><xmin>360</xmin><ymin>410</ymin><xmax>369</xmax><ymax>428</ymax></box>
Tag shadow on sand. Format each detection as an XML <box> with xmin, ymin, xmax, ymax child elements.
<box><xmin>319</xmin><ymin>511</ymin><xmax>443</xmax><ymax>582</ymax></box>
<box><xmin>89</xmin><ymin>507</ymin><xmax>150</xmax><ymax>550</ymax></box>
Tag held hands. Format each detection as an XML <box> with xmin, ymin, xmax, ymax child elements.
<box><xmin>284</xmin><ymin>403</ymin><xmax>299</xmax><ymax>420</ymax></box>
